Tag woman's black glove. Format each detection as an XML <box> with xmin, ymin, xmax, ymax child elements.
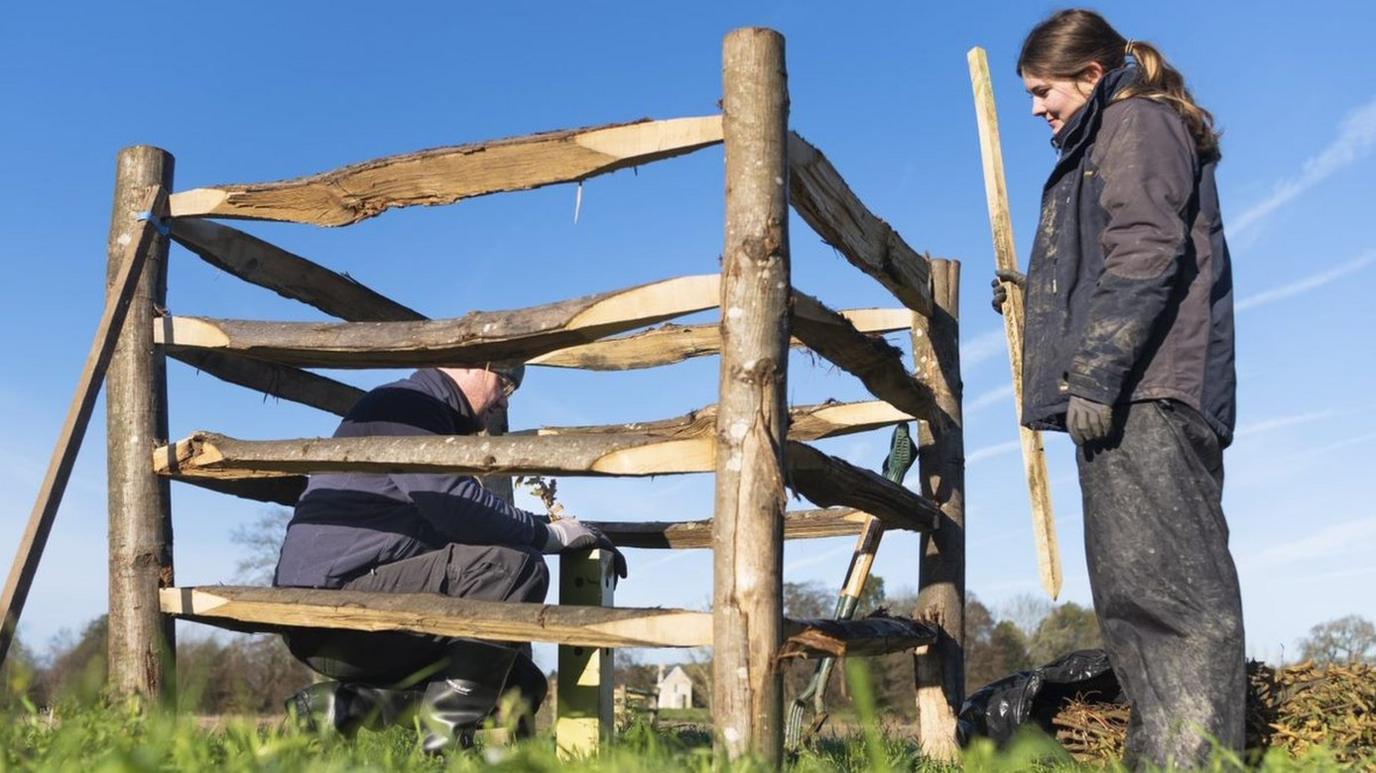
<box><xmin>1066</xmin><ymin>395</ymin><xmax>1114</xmax><ymax>446</ymax></box>
<box><xmin>990</xmin><ymin>269</ymin><xmax>1027</xmax><ymax>314</ymax></box>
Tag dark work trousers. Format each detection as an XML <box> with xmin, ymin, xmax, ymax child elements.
<box><xmin>284</xmin><ymin>543</ymin><xmax>549</xmax><ymax>688</ymax></box>
<box><xmin>1077</xmin><ymin>399</ymin><xmax>1246</xmax><ymax>769</ymax></box>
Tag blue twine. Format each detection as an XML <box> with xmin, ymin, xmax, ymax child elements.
<box><xmin>136</xmin><ymin>210</ymin><xmax>171</xmax><ymax>236</ymax></box>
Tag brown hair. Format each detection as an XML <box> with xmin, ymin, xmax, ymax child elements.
<box><xmin>1018</xmin><ymin>9</ymin><xmax>1220</xmax><ymax>161</ymax></box>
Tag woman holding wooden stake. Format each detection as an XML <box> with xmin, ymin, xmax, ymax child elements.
<box><xmin>991</xmin><ymin>9</ymin><xmax>1244</xmax><ymax>768</ymax></box>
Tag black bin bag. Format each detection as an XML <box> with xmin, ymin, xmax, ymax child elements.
<box><xmin>957</xmin><ymin>649</ymin><xmax>1123</xmax><ymax>746</ymax></box>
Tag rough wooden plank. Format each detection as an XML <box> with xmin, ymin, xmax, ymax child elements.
<box><xmin>166</xmin><ymin>349</ymin><xmax>364</xmax><ymax>417</ymax></box>
<box><xmin>792</xmin><ymin>291</ymin><xmax>938</xmax><ymax>421</ymax></box>
<box><xmin>153</xmin><ymin>274</ymin><xmax>721</xmax><ymax>368</ymax></box>
<box><xmin>104</xmin><ymin>147</ymin><xmax>176</xmax><ymax>704</ymax></box>
<box><xmin>968</xmin><ymin>47</ymin><xmax>1061</xmax><ymax>600</ymax></box>
<box><xmin>911</xmin><ymin>259</ymin><xmax>965</xmax><ymax>761</ymax></box>
<box><xmin>168</xmin><ymin>116</ymin><xmax>724</xmax><ymax>226</ymax></box>
<box><xmin>787</xmin><ymin>132</ymin><xmax>932</xmax><ymax>316</ymax></box>
<box><xmin>161</xmin><ymin>586</ymin><xmax>712</xmax><ymax>648</ymax></box>
<box><xmin>527</xmin><ymin>308</ymin><xmax>912</xmax><ymax>370</ymax></box>
<box><xmin>0</xmin><ymin>187</ymin><xmax>164</xmax><ymax>671</ymax></box>
<box><xmin>169</xmin><ymin>218</ymin><xmax>425</xmax><ymax>321</ymax></box>
<box><xmin>154</xmin><ymin>431</ymin><xmax>717</xmax><ymax>479</ymax></box>
<box><xmin>779</xmin><ymin>614</ymin><xmax>938</xmax><ymax>660</ymax></box>
<box><xmin>528</xmin><ymin>399</ymin><xmax>914</xmax><ymax>442</ymax></box>
<box><xmin>556</xmin><ymin>550</ymin><xmax>614</xmax><ymax>758</ymax></box>
<box><xmin>715</xmin><ymin>29</ymin><xmax>791</xmax><ymax>763</ymax></box>
<box><xmin>157</xmin><ymin>432</ymin><xmax>940</xmax><ymax>534</ymax></box>
<box><xmin>588</xmin><ymin>508</ymin><xmax>873</xmax><ymax>550</ymax></box>
<box><xmin>785</xmin><ymin>442</ymin><xmax>940</xmax><ymax>531</ymax></box>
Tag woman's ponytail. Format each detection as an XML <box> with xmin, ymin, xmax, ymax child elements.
<box><xmin>1118</xmin><ymin>39</ymin><xmax>1221</xmax><ymax>161</ymax></box>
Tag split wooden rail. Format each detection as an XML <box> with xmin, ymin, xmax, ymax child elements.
<box><xmin>93</xmin><ymin>27</ymin><xmax>965</xmax><ymax>765</ymax></box>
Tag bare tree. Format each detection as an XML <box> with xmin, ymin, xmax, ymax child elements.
<box><xmin>997</xmin><ymin>593</ymin><xmax>1053</xmax><ymax>638</ymax></box>
<box><xmin>1298</xmin><ymin>615</ymin><xmax>1376</xmax><ymax>665</ymax></box>
<box><xmin>229</xmin><ymin>508</ymin><xmax>292</xmax><ymax>584</ymax></box>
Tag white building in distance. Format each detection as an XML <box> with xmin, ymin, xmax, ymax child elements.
<box><xmin>656</xmin><ymin>665</ymin><xmax>693</xmax><ymax>710</ymax></box>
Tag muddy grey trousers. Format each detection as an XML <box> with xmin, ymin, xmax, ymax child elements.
<box><xmin>1077</xmin><ymin>399</ymin><xmax>1245</xmax><ymax>769</ymax></box>
<box><xmin>284</xmin><ymin>543</ymin><xmax>549</xmax><ymax>687</ymax></box>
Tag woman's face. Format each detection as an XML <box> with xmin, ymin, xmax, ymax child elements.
<box><xmin>1023</xmin><ymin>69</ymin><xmax>1101</xmax><ymax>134</ymax></box>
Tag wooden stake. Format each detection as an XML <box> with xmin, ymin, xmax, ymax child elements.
<box><xmin>911</xmin><ymin>259</ymin><xmax>965</xmax><ymax>760</ymax></box>
<box><xmin>105</xmin><ymin>146</ymin><xmax>176</xmax><ymax>702</ymax></box>
<box><xmin>0</xmin><ymin>187</ymin><xmax>163</xmax><ymax>670</ymax></box>
<box><xmin>555</xmin><ymin>550</ymin><xmax>615</xmax><ymax>758</ymax></box>
<box><xmin>967</xmin><ymin>47</ymin><xmax>1062</xmax><ymax>599</ymax></box>
<box><xmin>714</xmin><ymin>27</ymin><xmax>790</xmax><ymax>765</ymax></box>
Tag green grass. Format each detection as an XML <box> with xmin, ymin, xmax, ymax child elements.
<box><xmin>0</xmin><ymin>697</ymin><xmax>1367</xmax><ymax>772</ymax></box>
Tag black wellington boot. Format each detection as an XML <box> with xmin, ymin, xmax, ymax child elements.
<box><xmin>286</xmin><ymin>681</ymin><xmax>423</xmax><ymax>736</ymax></box>
<box><xmin>418</xmin><ymin>639</ymin><xmax>522</xmax><ymax>753</ymax></box>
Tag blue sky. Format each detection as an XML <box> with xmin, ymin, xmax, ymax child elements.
<box><xmin>2</xmin><ymin>2</ymin><xmax>1373</xmax><ymax>673</ymax></box>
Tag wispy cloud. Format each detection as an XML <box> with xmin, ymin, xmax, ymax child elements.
<box><xmin>1231</xmin><ymin>95</ymin><xmax>1376</xmax><ymax>236</ymax></box>
<box><xmin>783</xmin><ymin>543</ymin><xmax>853</xmax><ymax>574</ymax></box>
<box><xmin>1235</xmin><ymin>250</ymin><xmax>1376</xmax><ymax>312</ymax></box>
<box><xmin>962</xmin><ymin>328</ymin><xmax>1009</xmax><ymax>368</ymax></box>
<box><xmin>966</xmin><ymin>383</ymin><xmax>1014</xmax><ymax>413</ymax></box>
<box><xmin>1240</xmin><ymin>517</ymin><xmax>1376</xmax><ymax>570</ymax></box>
<box><xmin>967</xmin><ymin>440</ymin><xmax>1021</xmax><ymax>465</ymax></box>
<box><xmin>1233</xmin><ymin>410</ymin><xmax>1334</xmax><ymax>439</ymax></box>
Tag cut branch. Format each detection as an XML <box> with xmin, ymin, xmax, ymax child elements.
<box><xmin>154</xmin><ymin>274</ymin><xmax>721</xmax><ymax>368</ymax></box>
<box><xmin>169</xmin><ymin>116</ymin><xmax>724</xmax><ymax>226</ymax></box>
<box><xmin>169</xmin><ymin>219</ymin><xmax>424</xmax><ymax>321</ymax></box>
<box><xmin>528</xmin><ymin>307</ymin><xmax>912</xmax><ymax>370</ymax></box>
<box><xmin>791</xmin><ymin>291</ymin><xmax>938</xmax><ymax>421</ymax></box>
<box><xmin>788</xmin><ymin>133</ymin><xmax>932</xmax><ymax>315</ymax></box>
<box><xmin>166</xmin><ymin>349</ymin><xmax>364</xmax><ymax>416</ymax></box>
<box><xmin>785</xmin><ymin>441</ymin><xmax>940</xmax><ymax>531</ymax></box>
<box><xmin>588</xmin><ymin>508</ymin><xmax>873</xmax><ymax>549</ymax></box>
<box><xmin>528</xmin><ymin>399</ymin><xmax>914</xmax><ymax>442</ymax></box>
<box><xmin>162</xmin><ymin>586</ymin><xmax>712</xmax><ymax>648</ymax></box>
<box><xmin>779</xmin><ymin>613</ymin><xmax>938</xmax><ymax>659</ymax></box>
<box><xmin>156</xmin><ymin>434</ymin><xmax>940</xmax><ymax>530</ymax></box>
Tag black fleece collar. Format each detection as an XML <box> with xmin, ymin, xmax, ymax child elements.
<box><xmin>1051</xmin><ymin>65</ymin><xmax>1139</xmax><ymax>157</ymax></box>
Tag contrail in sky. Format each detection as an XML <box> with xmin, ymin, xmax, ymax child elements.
<box><xmin>1235</xmin><ymin>250</ymin><xmax>1375</xmax><ymax>312</ymax></box>
<box><xmin>1231</xmin><ymin>95</ymin><xmax>1376</xmax><ymax>236</ymax></box>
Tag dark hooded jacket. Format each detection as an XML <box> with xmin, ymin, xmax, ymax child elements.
<box><xmin>1021</xmin><ymin>66</ymin><xmax>1236</xmax><ymax>445</ymax></box>
<box><xmin>274</xmin><ymin>368</ymin><xmax>550</xmax><ymax>589</ymax></box>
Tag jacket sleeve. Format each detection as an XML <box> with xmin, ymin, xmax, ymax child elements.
<box><xmin>391</xmin><ymin>470</ymin><xmax>551</xmax><ymax>549</ymax></box>
<box><xmin>1067</xmin><ymin>100</ymin><xmax>1197</xmax><ymax>404</ymax></box>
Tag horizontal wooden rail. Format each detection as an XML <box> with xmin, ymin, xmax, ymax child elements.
<box><xmin>169</xmin><ymin>116</ymin><xmax>724</xmax><ymax>226</ymax></box>
<box><xmin>779</xmin><ymin>614</ymin><xmax>938</xmax><ymax>659</ymax></box>
<box><xmin>163</xmin><ymin>586</ymin><xmax>712</xmax><ymax>648</ymax></box>
<box><xmin>791</xmin><ymin>291</ymin><xmax>938</xmax><ymax>421</ymax></box>
<box><xmin>153</xmin><ymin>274</ymin><xmax>721</xmax><ymax>368</ymax></box>
<box><xmin>528</xmin><ymin>399</ymin><xmax>915</xmax><ymax>443</ymax></box>
<box><xmin>528</xmin><ymin>307</ymin><xmax>912</xmax><ymax>370</ymax></box>
<box><xmin>166</xmin><ymin>349</ymin><xmax>365</xmax><ymax>416</ymax></box>
<box><xmin>164</xmin><ymin>586</ymin><xmax>933</xmax><ymax>658</ymax></box>
<box><xmin>169</xmin><ymin>219</ymin><xmax>425</xmax><ymax>321</ymax></box>
<box><xmin>588</xmin><ymin>508</ymin><xmax>870</xmax><ymax>549</ymax></box>
<box><xmin>155</xmin><ymin>433</ymin><xmax>939</xmax><ymax>529</ymax></box>
<box><xmin>788</xmin><ymin>132</ymin><xmax>932</xmax><ymax>316</ymax></box>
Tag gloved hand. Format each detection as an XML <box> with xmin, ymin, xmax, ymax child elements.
<box><xmin>1066</xmin><ymin>395</ymin><xmax>1114</xmax><ymax>446</ymax></box>
<box><xmin>990</xmin><ymin>269</ymin><xmax>1027</xmax><ymax>314</ymax></box>
<box><xmin>542</xmin><ymin>518</ymin><xmax>628</xmax><ymax>581</ymax></box>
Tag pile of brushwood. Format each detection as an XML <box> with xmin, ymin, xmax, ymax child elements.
<box><xmin>1053</xmin><ymin>660</ymin><xmax>1376</xmax><ymax>764</ymax></box>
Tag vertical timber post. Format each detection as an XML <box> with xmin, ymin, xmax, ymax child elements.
<box><xmin>556</xmin><ymin>549</ymin><xmax>615</xmax><ymax>758</ymax></box>
<box><xmin>714</xmin><ymin>26</ymin><xmax>790</xmax><ymax>765</ymax></box>
<box><xmin>911</xmin><ymin>259</ymin><xmax>965</xmax><ymax>759</ymax></box>
<box><xmin>105</xmin><ymin>146</ymin><xmax>175</xmax><ymax>702</ymax></box>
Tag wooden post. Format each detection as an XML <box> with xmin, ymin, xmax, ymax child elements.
<box><xmin>105</xmin><ymin>146</ymin><xmax>175</xmax><ymax>702</ymax></box>
<box><xmin>713</xmin><ymin>26</ymin><xmax>790</xmax><ymax>764</ymax></box>
<box><xmin>911</xmin><ymin>259</ymin><xmax>965</xmax><ymax>760</ymax></box>
<box><xmin>556</xmin><ymin>549</ymin><xmax>615</xmax><ymax>758</ymax></box>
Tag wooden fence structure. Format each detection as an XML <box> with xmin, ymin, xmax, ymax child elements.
<box><xmin>96</xmin><ymin>27</ymin><xmax>965</xmax><ymax>764</ymax></box>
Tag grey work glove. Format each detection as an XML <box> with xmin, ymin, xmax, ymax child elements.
<box><xmin>990</xmin><ymin>269</ymin><xmax>1027</xmax><ymax>314</ymax></box>
<box><xmin>1066</xmin><ymin>395</ymin><xmax>1114</xmax><ymax>446</ymax></box>
<box><xmin>542</xmin><ymin>518</ymin><xmax>628</xmax><ymax>581</ymax></box>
